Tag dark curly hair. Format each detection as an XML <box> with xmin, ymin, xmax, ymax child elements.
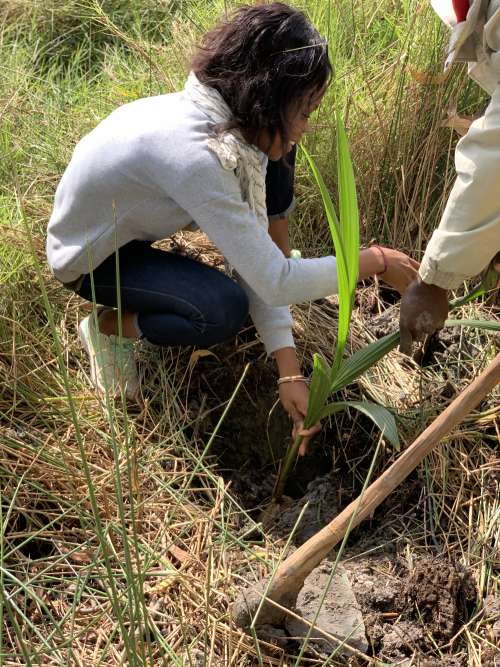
<box><xmin>191</xmin><ymin>2</ymin><xmax>331</xmax><ymax>149</ymax></box>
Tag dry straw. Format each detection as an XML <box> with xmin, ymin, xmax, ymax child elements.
<box><xmin>1</xmin><ymin>0</ymin><xmax>498</xmax><ymax>664</ymax></box>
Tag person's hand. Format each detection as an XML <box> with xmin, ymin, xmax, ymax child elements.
<box><xmin>359</xmin><ymin>247</ymin><xmax>419</xmax><ymax>294</ymax></box>
<box><xmin>399</xmin><ymin>277</ymin><xmax>449</xmax><ymax>355</ymax></box>
<box><xmin>377</xmin><ymin>248</ymin><xmax>420</xmax><ymax>295</ymax></box>
<box><xmin>278</xmin><ymin>381</ymin><xmax>321</xmax><ymax>455</ymax></box>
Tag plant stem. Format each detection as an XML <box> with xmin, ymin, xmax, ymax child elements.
<box><xmin>272</xmin><ymin>434</ymin><xmax>303</xmax><ymax>501</ymax></box>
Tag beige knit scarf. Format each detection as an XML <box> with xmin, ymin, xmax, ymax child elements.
<box><xmin>184</xmin><ymin>71</ymin><xmax>268</xmax><ymax>230</ymax></box>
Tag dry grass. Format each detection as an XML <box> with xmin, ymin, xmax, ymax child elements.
<box><xmin>1</xmin><ymin>227</ymin><xmax>498</xmax><ymax>665</ymax></box>
<box><xmin>1</xmin><ymin>0</ymin><xmax>499</xmax><ymax>664</ymax></box>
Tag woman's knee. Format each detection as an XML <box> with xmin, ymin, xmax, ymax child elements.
<box><xmin>219</xmin><ymin>280</ymin><xmax>249</xmax><ymax>337</ymax></box>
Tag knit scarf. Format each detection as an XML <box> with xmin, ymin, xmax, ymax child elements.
<box><xmin>184</xmin><ymin>71</ymin><xmax>268</xmax><ymax>230</ymax></box>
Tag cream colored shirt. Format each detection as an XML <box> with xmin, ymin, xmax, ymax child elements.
<box><xmin>420</xmin><ymin>0</ymin><xmax>500</xmax><ymax>289</ymax></box>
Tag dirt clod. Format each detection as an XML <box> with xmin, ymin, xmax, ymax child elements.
<box><xmin>381</xmin><ymin>619</ymin><xmax>425</xmax><ymax>656</ymax></box>
<box><xmin>405</xmin><ymin>557</ymin><xmax>476</xmax><ymax>641</ymax></box>
<box><xmin>345</xmin><ymin>555</ymin><xmax>477</xmax><ymax>663</ymax></box>
<box><xmin>262</xmin><ymin>473</ymin><xmax>341</xmax><ymax>545</ymax></box>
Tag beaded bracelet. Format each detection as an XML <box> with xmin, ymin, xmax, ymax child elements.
<box><xmin>277</xmin><ymin>374</ymin><xmax>309</xmax><ymax>386</ymax></box>
<box><xmin>371</xmin><ymin>244</ymin><xmax>388</xmax><ymax>275</ymax></box>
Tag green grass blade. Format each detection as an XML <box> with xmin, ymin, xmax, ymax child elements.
<box><xmin>320</xmin><ymin>400</ymin><xmax>400</xmax><ymax>450</ymax></box>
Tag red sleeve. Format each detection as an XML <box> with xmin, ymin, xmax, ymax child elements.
<box><xmin>452</xmin><ymin>0</ymin><xmax>469</xmax><ymax>22</ymax></box>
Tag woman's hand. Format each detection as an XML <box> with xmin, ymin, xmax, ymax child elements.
<box><xmin>359</xmin><ymin>246</ymin><xmax>419</xmax><ymax>295</ymax></box>
<box><xmin>278</xmin><ymin>381</ymin><xmax>321</xmax><ymax>455</ymax></box>
<box><xmin>380</xmin><ymin>248</ymin><xmax>420</xmax><ymax>295</ymax></box>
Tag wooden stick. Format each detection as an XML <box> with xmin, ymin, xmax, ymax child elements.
<box><xmin>234</xmin><ymin>353</ymin><xmax>500</xmax><ymax>627</ymax></box>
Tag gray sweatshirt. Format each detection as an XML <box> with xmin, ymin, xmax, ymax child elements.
<box><xmin>46</xmin><ymin>90</ymin><xmax>338</xmax><ymax>353</ymax></box>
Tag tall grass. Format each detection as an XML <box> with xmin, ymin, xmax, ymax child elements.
<box><xmin>1</xmin><ymin>0</ymin><xmax>498</xmax><ymax>664</ymax></box>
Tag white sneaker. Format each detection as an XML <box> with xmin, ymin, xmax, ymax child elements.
<box><xmin>78</xmin><ymin>310</ymin><xmax>140</xmax><ymax>401</ymax></box>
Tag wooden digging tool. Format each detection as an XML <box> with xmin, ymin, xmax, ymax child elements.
<box><xmin>233</xmin><ymin>352</ymin><xmax>500</xmax><ymax>631</ymax></box>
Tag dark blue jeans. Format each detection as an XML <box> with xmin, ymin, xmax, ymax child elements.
<box><xmin>76</xmin><ymin>241</ymin><xmax>249</xmax><ymax>346</ymax></box>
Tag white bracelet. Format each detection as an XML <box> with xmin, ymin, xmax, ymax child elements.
<box><xmin>277</xmin><ymin>375</ymin><xmax>309</xmax><ymax>386</ymax></box>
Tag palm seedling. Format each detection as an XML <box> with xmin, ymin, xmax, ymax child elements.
<box><xmin>273</xmin><ymin>115</ymin><xmax>499</xmax><ymax>501</ymax></box>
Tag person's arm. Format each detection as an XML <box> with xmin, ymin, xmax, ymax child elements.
<box><xmin>419</xmin><ymin>107</ymin><xmax>500</xmax><ymax>289</ymax></box>
<box><xmin>267</xmin><ymin>224</ymin><xmax>319</xmax><ymax>452</ymax></box>
<box><xmin>234</xmin><ymin>270</ymin><xmax>319</xmax><ymax>453</ymax></box>
<box><xmin>399</xmin><ymin>84</ymin><xmax>500</xmax><ymax>353</ymax></box>
<box><xmin>269</xmin><ymin>217</ymin><xmax>291</xmax><ymax>257</ymax></box>
<box><xmin>359</xmin><ymin>246</ymin><xmax>420</xmax><ymax>292</ymax></box>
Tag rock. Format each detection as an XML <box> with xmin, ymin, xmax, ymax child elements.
<box><xmin>285</xmin><ymin>561</ymin><xmax>368</xmax><ymax>657</ymax></box>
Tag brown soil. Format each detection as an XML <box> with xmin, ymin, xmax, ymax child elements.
<box><xmin>231</xmin><ymin>462</ymin><xmax>479</xmax><ymax>662</ymax></box>
<box><xmin>343</xmin><ymin>554</ymin><xmax>477</xmax><ymax>664</ymax></box>
<box><xmin>231</xmin><ymin>461</ymin><xmax>478</xmax><ymax>662</ymax></box>
<box><xmin>186</xmin><ymin>342</ymin><xmax>333</xmax><ymax>507</ymax></box>
<box><xmin>177</xmin><ymin>303</ymin><xmax>486</xmax><ymax>664</ymax></box>
<box><xmin>261</xmin><ymin>472</ymin><xmax>341</xmax><ymax>545</ymax></box>
<box><xmin>406</xmin><ymin>558</ymin><xmax>477</xmax><ymax>639</ymax></box>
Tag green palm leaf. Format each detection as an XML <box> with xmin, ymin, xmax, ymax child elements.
<box><xmin>444</xmin><ymin>318</ymin><xmax>500</xmax><ymax>331</ymax></box>
<box><xmin>335</xmin><ymin>115</ymin><xmax>360</xmax><ymax>373</ymax></box>
<box><xmin>331</xmin><ymin>318</ymin><xmax>499</xmax><ymax>394</ymax></box>
<box><xmin>305</xmin><ymin>353</ymin><xmax>332</xmax><ymax>426</ymax></box>
<box><xmin>319</xmin><ymin>400</ymin><xmax>400</xmax><ymax>450</ymax></box>
<box><xmin>331</xmin><ymin>331</ymin><xmax>401</xmax><ymax>393</ymax></box>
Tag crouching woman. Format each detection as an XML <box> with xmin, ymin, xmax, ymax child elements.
<box><xmin>46</xmin><ymin>3</ymin><xmax>418</xmax><ymax>450</ymax></box>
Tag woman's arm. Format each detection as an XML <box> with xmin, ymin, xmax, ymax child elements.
<box><xmin>273</xmin><ymin>345</ymin><xmax>301</xmax><ymax>376</ymax></box>
<box><xmin>269</xmin><ymin>217</ymin><xmax>418</xmax><ymax>295</ymax></box>
<box><xmin>359</xmin><ymin>246</ymin><xmax>420</xmax><ymax>294</ymax></box>
<box><xmin>269</xmin><ymin>217</ymin><xmax>291</xmax><ymax>257</ymax></box>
